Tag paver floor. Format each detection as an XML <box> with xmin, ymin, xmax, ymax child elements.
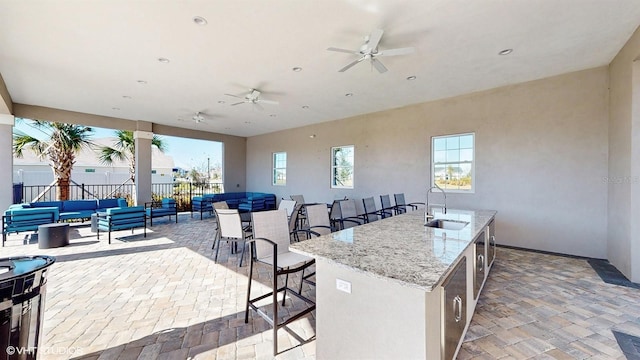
<box><xmin>2</xmin><ymin>213</ymin><xmax>638</xmax><ymax>359</ymax></box>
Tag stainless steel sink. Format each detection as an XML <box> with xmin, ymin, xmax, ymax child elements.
<box><xmin>425</xmin><ymin>219</ymin><xmax>469</xmax><ymax>230</ymax></box>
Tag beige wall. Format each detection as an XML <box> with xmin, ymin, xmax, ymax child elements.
<box><xmin>248</xmin><ymin>67</ymin><xmax>610</xmax><ymax>259</ymax></box>
<box><xmin>608</xmin><ymin>26</ymin><xmax>640</xmax><ymax>282</ymax></box>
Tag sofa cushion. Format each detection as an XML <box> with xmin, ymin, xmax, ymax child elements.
<box><xmin>62</xmin><ymin>200</ymin><xmax>98</xmax><ymax>212</ymax></box>
<box><xmin>97</xmin><ymin>198</ymin><xmax>124</xmax><ymax>211</ymax></box>
<box><xmin>30</xmin><ymin>201</ymin><xmax>63</xmax><ymax>211</ymax></box>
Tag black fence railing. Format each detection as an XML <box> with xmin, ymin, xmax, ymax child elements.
<box><xmin>16</xmin><ymin>182</ymin><xmax>224</xmax><ymax>212</ymax></box>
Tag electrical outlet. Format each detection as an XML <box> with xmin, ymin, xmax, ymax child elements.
<box><xmin>336</xmin><ymin>278</ymin><xmax>351</xmax><ymax>294</ymax></box>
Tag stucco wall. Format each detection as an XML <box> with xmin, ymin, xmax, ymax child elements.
<box><xmin>608</xmin><ymin>25</ymin><xmax>640</xmax><ymax>282</ymax></box>
<box><xmin>247</xmin><ymin>67</ymin><xmax>609</xmax><ymax>259</ymax></box>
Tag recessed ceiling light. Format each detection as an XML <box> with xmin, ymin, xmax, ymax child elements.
<box><xmin>302</xmin><ymin>105</ymin><xmax>309</xmax><ymax>109</ymax></box>
<box><xmin>158</xmin><ymin>57</ymin><xmax>170</xmax><ymax>63</ymax></box>
<box><xmin>498</xmin><ymin>49</ymin><xmax>513</xmax><ymax>55</ymax></box>
<box><xmin>345</xmin><ymin>93</ymin><xmax>353</xmax><ymax>97</ymax></box>
<box><xmin>292</xmin><ymin>67</ymin><xmax>302</xmax><ymax>72</ymax></box>
<box><xmin>406</xmin><ymin>76</ymin><xmax>417</xmax><ymax>81</ymax></box>
<box><xmin>122</xmin><ymin>95</ymin><xmax>132</xmax><ymax>99</ymax></box>
<box><xmin>218</xmin><ymin>100</ymin><xmax>225</xmax><ymax>104</ymax></box>
<box><xmin>193</xmin><ymin>16</ymin><xmax>208</xmax><ymax>26</ymax></box>
<box><xmin>309</xmin><ymin>134</ymin><xmax>316</xmax><ymax>138</ymax></box>
<box><xmin>269</xmin><ymin>114</ymin><xmax>276</xmax><ymax>117</ymax></box>
<box><xmin>112</xmin><ymin>107</ymin><xmax>120</xmax><ymax>110</ymax></box>
<box><xmin>137</xmin><ymin>80</ymin><xmax>147</xmax><ymax>84</ymax></box>
<box><xmin>244</xmin><ymin>121</ymin><xmax>251</xmax><ymax>124</ymax></box>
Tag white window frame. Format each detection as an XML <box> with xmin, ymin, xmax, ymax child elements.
<box><xmin>331</xmin><ymin>145</ymin><xmax>354</xmax><ymax>189</ymax></box>
<box><xmin>431</xmin><ymin>133</ymin><xmax>475</xmax><ymax>193</ymax></box>
<box><xmin>272</xmin><ymin>152</ymin><xmax>286</xmax><ymax>186</ymax></box>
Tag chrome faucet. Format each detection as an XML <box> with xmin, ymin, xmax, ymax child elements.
<box><xmin>425</xmin><ymin>184</ymin><xmax>446</xmax><ymax>223</ymax></box>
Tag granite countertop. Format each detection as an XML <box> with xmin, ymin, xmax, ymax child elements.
<box><xmin>290</xmin><ymin>208</ymin><xmax>497</xmax><ymax>291</ymax></box>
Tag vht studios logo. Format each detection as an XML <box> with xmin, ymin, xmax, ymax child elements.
<box><xmin>6</xmin><ymin>346</ymin><xmax>82</xmax><ymax>356</ymax></box>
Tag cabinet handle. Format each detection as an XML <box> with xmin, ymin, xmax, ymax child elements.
<box><xmin>490</xmin><ymin>235</ymin><xmax>496</xmax><ymax>246</ymax></box>
<box><xmin>453</xmin><ymin>295</ymin><xmax>463</xmax><ymax>322</ymax></box>
<box><xmin>477</xmin><ymin>254</ymin><xmax>484</xmax><ymax>272</ymax></box>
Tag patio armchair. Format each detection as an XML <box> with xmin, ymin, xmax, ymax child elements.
<box><xmin>245</xmin><ymin>209</ymin><xmax>316</xmax><ymax>356</ymax></box>
<box><xmin>96</xmin><ymin>206</ymin><xmax>146</xmax><ymax>244</ymax></box>
<box><xmin>145</xmin><ymin>198</ymin><xmax>178</xmax><ymax>226</ymax></box>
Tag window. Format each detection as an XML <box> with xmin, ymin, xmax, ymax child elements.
<box><xmin>432</xmin><ymin>133</ymin><xmax>474</xmax><ymax>192</ymax></box>
<box><xmin>331</xmin><ymin>145</ymin><xmax>354</xmax><ymax>189</ymax></box>
<box><xmin>273</xmin><ymin>152</ymin><xmax>287</xmax><ymax>186</ymax></box>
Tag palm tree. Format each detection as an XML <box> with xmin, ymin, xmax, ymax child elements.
<box><xmin>98</xmin><ymin>130</ymin><xmax>166</xmax><ymax>183</ymax></box>
<box><xmin>13</xmin><ymin>120</ymin><xmax>94</xmax><ymax>201</ymax></box>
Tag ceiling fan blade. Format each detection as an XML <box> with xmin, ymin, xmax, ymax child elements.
<box><xmin>378</xmin><ymin>47</ymin><xmax>415</xmax><ymax>57</ymax></box>
<box><xmin>253</xmin><ymin>102</ymin><xmax>264</xmax><ymax>111</ymax></box>
<box><xmin>367</xmin><ymin>29</ymin><xmax>384</xmax><ymax>50</ymax></box>
<box><xmin>225</xmin><ymin>93</ymin><xmax>243</xmax><ymax>99</ymax></box>
<box><xmin>231</xmin><ymin>101</ymin><xmax>245</xmax><ymax>106</ymax></box>
<box><xmin>258</xmin><ymin>99</ymin><xmax>279</xmax><ymax>105</ymax></box>
<box><xmin>338</xmin><ymin>57</ymin><xmax>365</xmax><ymax>72</ymax></box>
<box><xmin>371</xmin><ymin>58</ymin><xmax>388</xmax><ymax>73</ymax></box>
<box><xmin>327</xmin><ymin>47</ymin><xmax>359</xmax><ymax>54</ymax></box>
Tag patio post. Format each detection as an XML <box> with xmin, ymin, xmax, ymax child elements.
<box><xmin>134</xmin><ymin>124</ymin><xmax>153</xmax><ymax>206</ymax></box>
<box><xmin>0</xmin><ymin>114</ymin><xmax>14</xmax><ymax>210</ymax></box>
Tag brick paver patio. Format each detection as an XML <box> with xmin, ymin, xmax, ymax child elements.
<box><xmin>2</xmin><ymin>213</ymin><xmax>639</xmax><ymax>359</ymax></box>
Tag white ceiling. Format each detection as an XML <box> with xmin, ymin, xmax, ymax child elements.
<box><xmin>1</xmin><ymin>0</ymin><xmax>639</xmax><ymax>137</ymax></box>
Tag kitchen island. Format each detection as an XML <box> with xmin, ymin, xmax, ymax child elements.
<box><xmin>290</xmin><ymin>208</ymin><xmax>497</xmax><ymax>360</ymax></box>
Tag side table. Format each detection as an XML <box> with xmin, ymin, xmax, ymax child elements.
<box><xmin>38</xmin><ymin>223</ymin><xmax>70</xmax><ymax>249</ymax></box>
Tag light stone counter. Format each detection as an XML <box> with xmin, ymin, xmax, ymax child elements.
<box><xmin>290</xmin><ymin>208</ymin><xmax>497</xmax><ymax>291</ymax></box>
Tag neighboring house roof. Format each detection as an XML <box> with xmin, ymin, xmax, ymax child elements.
<box><xmin>13</xmin><ymin>137</ymin><xmax>175</xmax><ymax>169</ymax></box>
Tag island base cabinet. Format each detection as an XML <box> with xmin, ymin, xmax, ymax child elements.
<box><xmin>314</xmin><ymin>253</ymin><xmax>473</xmax><ymax>360</ymax></box>
<box><xmin>314</xmin><ymin>258</ymin><xmax>433</xmax><ymax>359</ymax></box>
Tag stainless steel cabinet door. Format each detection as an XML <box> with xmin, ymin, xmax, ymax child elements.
<box><xmin>442</xmin><ymin>256</ymin><xmax>467</xmax><ymax>360</ymax></box>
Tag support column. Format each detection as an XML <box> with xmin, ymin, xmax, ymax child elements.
<box><xmin>134</xmin><ymin>124</ymin><xmax>153</xmax><ymax>206</ymax></box>
<box><xmin>0</xmin><ymin>114</ymin><xmax>15</xmax><ymax>210</ymax></box>
<box><xmin>630</xmin><ymin>60</ymin><xmax>640</xmax><ymax>282</ymax></box>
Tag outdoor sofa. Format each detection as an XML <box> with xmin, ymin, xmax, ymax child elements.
<box><xmin>191</xmin><ymin>192</ymin><xmax>276</xmax><ymax>219</ymax></box>
<box><xmin>2</xmin><ymin>198</ymin><xmax>127</xmax><ymax>246</ymax></box>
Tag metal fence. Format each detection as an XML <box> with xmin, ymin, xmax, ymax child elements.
<box><xmin>16</xmin><ymin>181</ymin><xmax>224</xmax><ymax>212</ymax></box>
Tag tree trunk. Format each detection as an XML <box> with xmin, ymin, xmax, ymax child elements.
<box><xmin>57</xmin><ymin>178</ymin><xmax>70</xmax><ymax>201</ymax></box>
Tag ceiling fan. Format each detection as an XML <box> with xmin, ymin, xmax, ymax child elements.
<box><xmin>327</xmin><ymin>28</ymin><xmax>415</xmax><ymax>73</ymax></box>
<box><xmin>224</xmin><ymin>89</ymin><xmax>279</xmax><ymax>110</ymax></box>
<box><xmin>177</xmin><ymin>111</ymin><xmax>213</xmax><ymax>125</ymax></box>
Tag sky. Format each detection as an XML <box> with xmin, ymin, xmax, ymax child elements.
<box><xmin>14</xmin><ymin>119</ymin><xmax>223</xmax><ymax>171</ymax></box>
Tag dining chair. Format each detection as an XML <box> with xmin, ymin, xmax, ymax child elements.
<box><xmin>379</xmin><ymin>194</ymin><xmax>395</xmax><ymax>219</ymax></box>
<box><xmin>290</xmin><ymin>195</ymin><xmax>307</xmax><ymax>227</ymax></box>
<box><xmin>211</xmin><ymin>201</ymin><xmax>230</xmax><ymax>249</ymax></box>
<box><xmin>296</xmin><ymin>203</ymin><xmax>331</xmax><ymax>293</ymax></box>
<box><xmin>288</xmin><ymin>203</ymin><xmax>305</xmax><ymax>242</ymax></box>
<box><xmin>245</xmin><ymin>209</ymin><xmax>316</xmax><ymax>356</ymax></box>
<box><xmin>214</xmin><ymin>208</ymin><xmax>252</xmax><ymax>266</ymax></box>
<box><xmin>362</xmin><ymin>197</ymin><xmax>386</xmax><ymax>223</ymax></box>
<box><xmin>289</xmin><ymin>194</ymin><xmax>305</xmax><ymax>205</ymax></box>
<box><xmin>338</xmin><ymin>198</ymin><xmax>365</xmax><ymax>229</ymax></box>
<box><xmin>393</xmin><ymin>193</ymin><xmax>422</xmax><ymax>214</ymax></box>
<box><xmin>278</xmin><ymin>199</ymin><xmax>297</xmax><ymax>218</ymax></box>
